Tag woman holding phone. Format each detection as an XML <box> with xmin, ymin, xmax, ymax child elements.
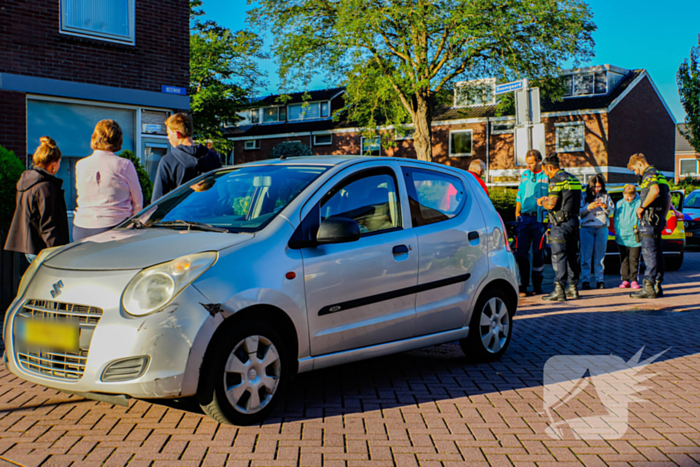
<box><xmin>579</xmin><ymin>174</ymin><xmax>615</xmax><ymax>290</ymax></box>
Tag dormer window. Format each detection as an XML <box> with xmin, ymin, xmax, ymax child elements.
<box><xmin>564</xmin><ymin>71</ymin><xmax>608</xmax><ymax>97</ymax></box>
<box><xmin>288</xmin><ymin>101</ymin><xmax>330</xmax><ymax>121</ymax></box>
<box><xmin>454</xmin><ymin>78</ymin><xmax>496</xmax><ymax>108</ymax></box>
<box><xmin>263</xmin><ymin>106</ymin><xmax>285</xmax><ymax>123</ymax></box>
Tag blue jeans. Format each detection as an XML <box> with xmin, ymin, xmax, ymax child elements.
<box><xmin>580</xmin><ymin>226</ymin><xmax>608</xmax><ymax>284</ymax></box>
<box><xmin>515</xmin><ymin>215</ymin><xmax>546</xmax><ymax>290</ymax></box>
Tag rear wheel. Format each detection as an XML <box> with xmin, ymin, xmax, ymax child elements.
<box><xmin>460</xmin><ymin>288</ymin><xmax>514</xmax><ymax>363</ymax></box>
<box><xmin>198</xmin><ymin>321</ymin><xmax>290</xmax><ymax>426</ymax></box>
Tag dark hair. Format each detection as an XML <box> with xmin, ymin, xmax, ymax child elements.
<box><xmin>585</xmin><ymin>174</ymin><xmax>607</xmax><ymax>203</ymax></box>
<box><xmin>542</xmin><ymin>153</ymin><xmax>560</xmax><ymax>168</ymax></box>
<box><xmin>526</xmin><ymin>149</ymin><xmax>542</xmax><ymax>162</ymax></box>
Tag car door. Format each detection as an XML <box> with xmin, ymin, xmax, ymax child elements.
<box><xmin>301</xmin><ymin>163</ymin><xmax>418</xmax><ymax>356</ymax></box>
<box><xmin>402</xmin><ymin>165</ymin><xmax>488</xmax><ymax>335</ymax></box>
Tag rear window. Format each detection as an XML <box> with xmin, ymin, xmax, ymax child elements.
<box><xmin>403</xmin><ymin>167</ymin><xmax>466</xmax><ymax>227</ymax></box>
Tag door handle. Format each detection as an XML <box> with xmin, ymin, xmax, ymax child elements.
<box><xmin>392</xmin><ymin>245</ymin><xmax>409</xmax><ymax>255</ymax></box>
<box><xmin>468</xmin><ymin>231</ymin><xmax>480</xmax><ymax>242</ymax></box>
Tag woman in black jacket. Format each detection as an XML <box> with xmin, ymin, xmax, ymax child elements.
<box><xmin>4</xmin><ymin>136</ymin><xmax>70</xmax><ymax>262</ymax></box>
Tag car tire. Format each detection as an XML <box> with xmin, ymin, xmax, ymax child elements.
<box><xmin>665</xmin><ymin>252</ymin><xmax>684</xmax><ymax>271</ymax></box>
<box><xmin>460</xmin><ymin>288</ymin><xmax>514</xmax><ymax>363</ymax></box>
<box><xmin>198</xmin><ymin>321</ymin><xmax>290</xmax><ymax>426</ymax></box>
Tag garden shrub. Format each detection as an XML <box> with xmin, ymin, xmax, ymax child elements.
<box><xmin>271</xmin><ymin>141</ymin><xmax>313</xmax><ymax>158</ymax></box>
<box><xmin>0</xmin><ymin>146</ymin><xmax>25</xmax><ymax>233</ymax></box>
<box><xmin>118</xmin><ymin>150</ymin><xmax>154</xmax><ymax>204</ymax></box>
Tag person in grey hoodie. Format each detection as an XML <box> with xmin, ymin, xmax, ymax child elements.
<box><xmin>151</xmin><ymin>112</ymin><xmax>221</xmax><ymax>202</ymax></box>
<box><xmin>579</xmin><ymin>174</ymin><xmax>615</xmax><ymax>290</ymax></box>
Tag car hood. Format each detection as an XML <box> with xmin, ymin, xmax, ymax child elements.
<box><xmin>44</xmin><ymin>228</ymin><xmax>254</xmax><ymax>271</ymax></box>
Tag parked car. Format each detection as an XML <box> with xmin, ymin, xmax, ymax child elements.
<box><xmin>683</xmin><ymin>189</ymin><xmax>700</xmax><ymax>245</ymax></box>
<box><xmin>605</xmin><ymin>185</ymin><xmax>686</xmax><ymax>271</ymax></box>
<box><xmin>4</xmin><ymin>156</ymin><xmax>518</xmax><ymax>425</ymax></box>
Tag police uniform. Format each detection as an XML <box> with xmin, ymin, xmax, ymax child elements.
<box><xmin>547</xmin><ymin>169</ymin><xmax>582</xmax><ymax>290</ymax></box>
<box><xmin>638</xmin><ymin>166</ymin><xmax>670</xmax><ymax>286</ymax></box>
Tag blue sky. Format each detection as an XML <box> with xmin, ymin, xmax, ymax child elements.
<box><xmin>203</xmin><ymin>0</ymin><xmax>699</xmax><ymax>122</ymax></box>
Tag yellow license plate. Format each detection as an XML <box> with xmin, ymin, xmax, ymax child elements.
<box><xmin>18</xmin><ymin>320</ymin><xmax>79</xmax><ymax>352</ymax></box>
<box><xmin>687</xmin><ymin>232</ymin><xmax>693</xmax><ymax>237</ymax></box>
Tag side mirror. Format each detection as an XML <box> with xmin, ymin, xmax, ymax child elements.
<box><xmin>316</xmin><ymin>217</ymin><xmax>361</xmax><ymax>245</ymax></box>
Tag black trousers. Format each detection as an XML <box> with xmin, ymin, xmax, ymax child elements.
<box><xmin>550</xmin><ymin>217</ymin><xmax>580</xmax><ymax>287</ymax></box>
<box><xmin>617</xmin><ymin>244</ymin><xmax>641</xmax><ymax>282</ymax></box>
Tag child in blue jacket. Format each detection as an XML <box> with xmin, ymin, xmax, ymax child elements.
<box><xmin>613</xmin><ymin>184</ymin><xmax>642</xmax><ymax>288</ymax></box>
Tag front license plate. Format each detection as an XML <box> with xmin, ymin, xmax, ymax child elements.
<box><xmin>686</xmin><ymin>232</ymin><xmax>693</xmax><ymax>237</ymax></box>
<box><xmin>17</xmin><ymin>320</ymin><xmax>79</xmax><ymax>352</ymax></box>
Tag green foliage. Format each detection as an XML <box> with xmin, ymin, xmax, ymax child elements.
<box><xmin>678</xmin><ymin>35</ymin><xmax>700</xmax><ymax>154</ymax></box>
<box><xmin>118</xmin><ymin>150</ymin><xmax>153</xmax><ymax>205</ymax></box>
<box><xmin>489</xmin><ymin>187</ymin><xmax>518</xmax><ymax>222</ymax></box>
<box><xmin>271</xmin><ymin>141</ymin><xmax>313</xmax><ymax>159</ymax></box>
<box><xmin>0</xmin><ymin>146</ymin><xmax>25</xmax><ymax>233</ymax></box>
<box><xmin>251</xmin><ymin>0</ymin><xmax>596</xmax><ymax>161</ymax></box>
<box><xmin>190</xmin><ymin>0</ymin><xmax>267</xmax><ymax>153</ymax></box>
<box><xmin>672</xmin><ymin>177</ymin><xmax>700</xmax><ymax>193</ymax></box>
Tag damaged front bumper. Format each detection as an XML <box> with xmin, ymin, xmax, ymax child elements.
<box><xmin>4</xmin><ymin>265</ymin><xmax>218</xmax><ymax>400</ymax></box>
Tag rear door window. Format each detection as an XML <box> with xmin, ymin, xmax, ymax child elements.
<box><xmin>403</xmin><ymin>168</ymin><xmax>466</xmax><ymax>227</ymax></box>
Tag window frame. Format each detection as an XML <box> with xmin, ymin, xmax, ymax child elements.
<box><xmin>262</xmin><ymin>106</ymin><xmax>281</xmax><ymax>124</ymax></box>
<box><xmin>288</xmin><ymin>102</ymin><xmax>325</xmax><ymax>121</ymax></box>
<box><xmin>555</xmin><ymin>122</ymin><xmax>586</xmax><ymax>153</ymax></box>
<box><xmin>361</xmin><ymin>136</ymin><xmax>381</xmax><ymax>156</ymax></box>
<box><xmin>321</xmin><ymin>102</ymin><xmax>330</xmax><ymax>118</ymax></box>
<box><xmin>448</xmin><ymin>129</ymin><xmax>474</xmax><ymax>158</ymax></box>
<box><xmin>453</xmin><ymin>78</ymin><xmax>497</xmax><ymax>108</ymax></box>
<box><xmin>402</xmin><ymin>166</ymin><xmax>467</xmax><ymax>228</ymax></box>
<box><xmin>679</xmin><ymin>158</ymin><xmax>698</xmax><ymax>176</ymax></box>
<box><xmin>244</xmin><ymin>140</ymin><xmax>260</xmax><ymax>150</ymax></box>
<box><xmin>319</xmin><ymin>167</ymin><xmax>403</xmax><ymax>238</ymax></box>
<box><xmin>313</xmin><ymin>134</ymin><xmax>333</xmax><ymax>146</ymax></box>
<box><xmin>490</xmin><ymin>121</ymin><xmax>515</xmax><ymax>135</ymax></box>
<box><xmin>395</xmin><ymin>128</ymin><xmax>415</xmax><ymax>141</ymax></box>
<box><xmin>60</xmin><ymin>0</ymin><xmax>136</xmax><ymax>45</ymax></box>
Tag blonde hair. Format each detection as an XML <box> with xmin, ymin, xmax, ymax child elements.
<box><xmin>91</xmin><ymin>119</ymin><xmax>123</xmax><ymax>152</ymax></box>
<box><xmin>165</xmin><ymin>112</ymin><xmax>194</xmax><ymax>139</ymax></box>
<box><xmin>627</xmin><ymin>153</ymin><xmax>647</xmax><ymax>170</ymax></box>
<box><xmin>32</xmin><ymin>136</ymin><xmax>62</xmax><ymax>168</ymax></box>
<box><xmin>623</xmin><ymin>184</ymin><xmax>636</xmax><ymax>195</ymax></box>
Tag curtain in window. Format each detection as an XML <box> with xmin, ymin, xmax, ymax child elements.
<box><xmin>65</xmin><ymin>0</ymin><xmax>129</xmax><ymax>37</ymax></box>
<box><xmin>288</xmin><ymin>105</ymin><xmax>303</xmax><ymax>120</ymax></box>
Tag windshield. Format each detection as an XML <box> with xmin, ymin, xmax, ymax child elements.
<box><xmin>129</xmin><ymin>165</ymin><xmax>328</xmax><ymax>233</ymax></box>
<box><xmin>686</xmin><ymin>193</ymin><xmax>700</xmax><ymax>209</ymax></box>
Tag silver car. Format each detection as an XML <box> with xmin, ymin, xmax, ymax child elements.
<box><xmin>4</xmin><ymin>156</ymin><xmax>518</xmax><ymax>425</ymax></box>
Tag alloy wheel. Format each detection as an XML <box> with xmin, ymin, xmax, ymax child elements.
<box><xmin>479</xmin><ymin>297</ymin><xmax>510</xmax><ymax>354</ymax></box>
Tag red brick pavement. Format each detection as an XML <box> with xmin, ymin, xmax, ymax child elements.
<box><xmin>0</xmin><ymin>255</ymin><xmax>699</xmax><ymax>466</ymax></box>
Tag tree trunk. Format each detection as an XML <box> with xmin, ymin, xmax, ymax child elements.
<box><xmin>412</xmin><ymin>93</ymin><xmax>433</xmax><ymax>162</ymax></box>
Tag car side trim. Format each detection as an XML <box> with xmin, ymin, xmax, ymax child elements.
<box><xmin>318</xmin><ymin>273</ymin><xmax>471</xmax><ymax>316</ymax></box>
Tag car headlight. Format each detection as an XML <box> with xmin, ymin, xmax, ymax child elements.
<box><xmin>122</xmin><ymin>252</ymin><xmax>217</xmax><ymax>316</ymax></box>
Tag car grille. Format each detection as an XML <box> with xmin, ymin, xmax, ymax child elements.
<box><xmin>14</xmin><ymin>299</ymin><xmax>103</xmax><ymax>380</ymax></box>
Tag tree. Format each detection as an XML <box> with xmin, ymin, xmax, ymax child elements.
<box><xmin>271</xmin><ymin>141</ymin><xmax>313</xmax><ymax>158</ymax></box>
<box><xmin>678</xmin><ymin>35</ymin><xmax>700</xmax><ymax>154</ymax></box>
<box><xmin>250</xmin><ymin>0</ymin><xmax>595</xmax><ymax>161</ymax></box>
<box><xmin>190</xmin><ymin>0</ymin><xmax>267</xmax><ymax>152</ymax></box>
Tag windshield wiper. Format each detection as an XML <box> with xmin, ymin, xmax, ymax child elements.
<box><xmin>152</xmin><ymin>220</ymin><xmax>229</xmax><ymax>233</ymax></box>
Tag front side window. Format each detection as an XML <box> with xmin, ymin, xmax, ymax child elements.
<box><xmin>321</xmin><ymin>173</ymin><xmax>401</xmax><ymax>235</ymax></box>
<box><xmin>132</xmin><ymin>165</ymin><xmax>328</xmax><ymax>233</ymax></box>
<box><xmin>555</xmin><ymin>122</ymin><xmax>585</xmax><ymax>153</ymax></box>
<box><xmin>449</xmin><ymin>130</ymin><xmax>473</xmax><ymax>157</ymax></box>
<box><xmin>686</xmin><ymin>192</ymin><xmax>700</xmax><ymax>208</ymax></box>
<box><xmin>61</xmin><ymin>0</ymin><xmax>135</xmax><ymax>44</ymax></box>
<box><xmin>405</xmin><ymin>168</ymin><xmax>466</xmax><ymax>227</ymax></box>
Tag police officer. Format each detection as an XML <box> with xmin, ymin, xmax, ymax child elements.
<box><xmin>627</xmin><ymin>153</ymin><xmax>671</xmax><ymax>299</ymax></box>
<box><xmin>537</xmin><ymin>154</ymin><xmax>582</xmax><ymax>301</ymax></box>
<box><xmin>515</xmin><ymin>149</ymin><xmax>549</xmax><ymax>297</ymax></box>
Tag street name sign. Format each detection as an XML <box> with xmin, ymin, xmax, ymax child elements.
<box><xmin>495</xmin><ymin>80</ymin><xmax>525</xmax><ymax>95</ymax></box>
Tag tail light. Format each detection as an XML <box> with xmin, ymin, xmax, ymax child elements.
<box><xmin>497</xmin><ymin>213</ymin><xmax>512</xmax><ymax>252</ymax></box>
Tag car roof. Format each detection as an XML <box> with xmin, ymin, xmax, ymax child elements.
<box><xmin>236</xmin><ymin>155</ymin><xmax>461</xmax><ymax>171</ymax></box>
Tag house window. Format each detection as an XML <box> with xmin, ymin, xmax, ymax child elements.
<box><xmin>361</xmin><ymin>137</ymin><xmax>381</xmax><ymax>156</ymax></box>
<box><xmin>249</xmin><ymin>109</ymin><xmax>261</xmax><ymax>124</ymax></box>
<box><xmin>449</xmin><ymin>130</ymin><xmax>473</xmax><ymax>157</ymax></box>
<box><xmin>395</xmin><ymin>128</ymin><xmax>415</xmax><ymax>140</ymax></box>
<box><xmin>314</xmin><ymin>134</ymin><xmax>332</xmax><ymax>146</ymax></box>
<box><xmin>288</xmin><ymin>103</ymin><xmax>321</xmax><ymax>121</ymax></box>
<box><xmin>279</xmin><ymin>106</ymin><xmax>287</xmax><ymax>122</ymax></box>
<box><xmin>556</xmin><ymin>122</ymin><xmax>585</xmax><ymax>153</ymax></box>
<box><xmin>564</xmin><ymin>71</ymin><xmax>608</xmax><ymax>97</ymax></box>
<box><xmin>321</xmin><ymin>102</ymin><xmax>330</xmax><ymax>117</ymax></box>
<box><xmin>60</xmin><ymin>0</ymin><xmax>135</xmax><ymax>45</ymax></box>
<box><xmin>244</xmin><ymin>140</ymin><xmax>260</xmax><ymax>150</ymax></box>
<box><xmin>491</xmin><ymin>121</ymin><xmax>515</xmax><ymax>135</ymax></box>
<box><xmin>454</xmin><ymin>79</ymin><xmax>496</xmax><ymax>107</ymax></box>
<box><xmin>263</xmin><ymin>107</ymin><xmax>280</xmax><ymax>123</ymax></box>
<box><xmin>680</xmin><ymin>159</ymin><xmax>698</xmax><ymax>176</ymax></box>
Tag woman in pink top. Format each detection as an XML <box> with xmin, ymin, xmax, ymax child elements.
<box><xmin>73</xmin><ymin>119</ymin><xmax>143</xmax><ymax>241</ymax></box>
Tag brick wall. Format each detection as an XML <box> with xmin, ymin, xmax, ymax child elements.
<box><xmin>0</xmin><ymin>0</ymin><xmax>189</xmax><ymax>92</ymax></box>
<box><xmin>608</xmin><ymin>76</ymin><xmax>676</xmax><ymax>175</ymax></box>
<box><xmin>0</xmin><ymin>90</ymin><xmax>27</xmax><ymax>161</ymax></box>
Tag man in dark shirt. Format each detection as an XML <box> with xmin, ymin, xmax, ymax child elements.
<box><xmin>627</xmin><ymin>153</ymin><xmax>671</xmax><ymax>299</ymax></box>
<box><xmin>151</xmin><ymin>113</ymin><xmax>222</xmax><ymax>202</ymax></box>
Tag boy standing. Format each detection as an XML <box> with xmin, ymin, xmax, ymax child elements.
<box><xmin>151</xmin><ymin>113</ymin><xmax>222</xmax><ymax>202</ymax></box>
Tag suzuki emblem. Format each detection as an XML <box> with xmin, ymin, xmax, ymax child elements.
<box><xmin>50</xmin><ymin>280</ymin><xmax>64</xmax><ymax>298</ymax></box>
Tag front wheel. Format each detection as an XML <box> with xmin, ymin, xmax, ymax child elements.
<box><xmin>460</xmin><ymin>288</ymin><xmax>514</xmax><ymax>363</ymax></box>
<box><xmin>198</xmin><ymin>321</ymin><xmax>290</xmax><ymax>425</ymax></box>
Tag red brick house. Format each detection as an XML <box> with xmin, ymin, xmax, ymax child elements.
<box><xmin>227</xmin><ymin>65</ymin><xmax>676</xmax><ymax>184</ymax></box>
<box><xmin>0</xmin><ymin>0</ymin><xmax>190</xmax><ymax>212</ymax></box>
<box><xmin>675</xmin><ymin>124</ymin><xmax>699</xmax><ymax>182</ymax></box>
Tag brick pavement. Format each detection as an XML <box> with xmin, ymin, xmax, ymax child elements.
<box><xmin>0</xmin><ymin>254</ymin><xmax>699</xmax><ymax>466</ymax></box>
